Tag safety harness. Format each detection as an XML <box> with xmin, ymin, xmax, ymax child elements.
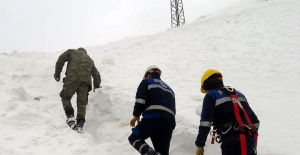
<box><xmin>210</xmin><ymin>87</ymin><xmax>258</xmax><ymax>155</ymax></box>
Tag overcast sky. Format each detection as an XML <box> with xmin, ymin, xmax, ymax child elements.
<box><xmin>0</xmin><ymin>0</ymin><xmax>252</xmax><ymax>53</ymax></box>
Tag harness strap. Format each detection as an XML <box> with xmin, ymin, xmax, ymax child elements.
<box><xmin>230</xmin><ymin>94</ymin><xmax>247</xmax><ymax>155</ymax></box>
<box><xmin>210</xmin><ymin>87</ymin><xmax>258</xmax><ymax>153</ymax></box>
<box><xmin>236</xmin><ymin>98</ymin><xmax>258</xmax><ymax>144</ymax></box>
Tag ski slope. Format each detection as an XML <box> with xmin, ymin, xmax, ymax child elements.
<box><xmin>0</xmin><ymin>0</ymin><xmax>299</xmax><ymax>154</ymax></box>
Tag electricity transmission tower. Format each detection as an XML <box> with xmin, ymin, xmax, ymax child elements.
<box><xmin>170</xmin><ymin>0</ymin><xmax>186</xmax><ymax>28</ymax></box>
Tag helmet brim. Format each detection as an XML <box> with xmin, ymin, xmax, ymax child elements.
<box><xmin>200</xmin><ymin>88</ymin><xmax>207</xmax><ymax>94</ymax></box>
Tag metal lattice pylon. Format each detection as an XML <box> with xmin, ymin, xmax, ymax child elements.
<box><xmin>170</xmin><ymin>0</ymin><xmax>185</xmax><ymax>28</ymax></box>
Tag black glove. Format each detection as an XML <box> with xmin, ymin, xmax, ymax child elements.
<box><xmin>93</xmin><ymin>84</ymin><xmax>101</xmax><ymax>92</ymax></box>
<box><xmin>54</xmin><ymin>73</ymin><xmax>60</xmax><ymax>82</ymax></box>
<box><xmin>94</xmin><ymin>84</ymin><xmax>101</xmax><ymax>89</ymax></box>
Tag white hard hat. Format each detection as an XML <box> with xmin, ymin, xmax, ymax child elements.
<box><xmin>143</xmin><ymin>65</ymin><xmax>162</xmax><ymax>79</ymax></box>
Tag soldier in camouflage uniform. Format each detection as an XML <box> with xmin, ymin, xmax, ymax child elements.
<box><xmin>54</xmin><ymin>47</ymin><xmax>101</xmax><ymax>132</ymax></box>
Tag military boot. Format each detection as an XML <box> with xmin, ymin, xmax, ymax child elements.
<box><xmin>73</xmin><ymin>118</ymin><xmax>85</xmax><ymax>133</ymax></box>
<box><xmin>66</xmin><ymin>115</ymin><xmax>76</xmax><ymax>128</ymax></box>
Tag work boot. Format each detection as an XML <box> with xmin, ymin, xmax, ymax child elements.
<box><xmin>66</xmin><ymin>115</ymin><xmax>76</xmax><ymax>128</ymax></box>
<box><xmin>73</xmin><ymin>118</ymin><xmax>85</xmax><ymax>133</ymax></box>
<box><xmin>143</xmin><ymin>148</ymin><xmax>161</xmax><ymax>155</ymax></box>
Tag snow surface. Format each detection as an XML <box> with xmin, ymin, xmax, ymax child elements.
<box><xmin>0</xmin><ymin>0</ymin><xmax>300</xmax><ymax>154</ymax></box>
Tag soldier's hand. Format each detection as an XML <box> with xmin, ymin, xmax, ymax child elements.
<box><xmin>54</xmin><ymin>73</ymin><xmax>60</xmax><ymax>82</ymax></box>
<box><xmin>93</xmin><ymin>84</ymin><xmax>101</xmax><ymax>92</ymax></box>
<box><xmin>130</xmin><ymin>116</ymin><xmax>140</xmax><ymax>127</ymax></box>
<box><xmin>196</xmin><ymin>147</ymin><xmax>204</xmax><ymax>155</ymax></box>
<box><xmin>94</xmin><ymin>84</ymin><xmax>101</xmax><ymax>89</ymax></box>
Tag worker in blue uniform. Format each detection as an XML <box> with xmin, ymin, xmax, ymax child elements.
<box><xmin>128</xmin><ymin>65</ymin><xmax>176</xmax><ymax>155</ymax></box>
<box><xmin>195</xmin><ymin>69</ymin><xmax>260</xmax><ymax>155</ymax></box>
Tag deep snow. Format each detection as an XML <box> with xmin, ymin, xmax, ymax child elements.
<box><xmin>0</xmin><ymin>0</ymin><xmax>299</xmax><ymax>154</ymax></box>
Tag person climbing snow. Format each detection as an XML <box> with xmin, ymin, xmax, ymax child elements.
<box><xmin>128</xmin><ymin>65</ymin><xmax>176</xmax><ymax>155</ymax></box>
<box><xmin>195</xmin><ymin>69</ymin><xmax>260</xmax><ymax>155</ymax></box>
<box><xmin>54</xmin><ymin>47</ymin><xmax>101</xmax><ymax>132</ymax></box>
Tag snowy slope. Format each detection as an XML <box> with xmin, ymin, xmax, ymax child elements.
<box><xmin>0</xmin><ymin>0</ymin><xmax>300</xmax><ymax>154</ymax></box>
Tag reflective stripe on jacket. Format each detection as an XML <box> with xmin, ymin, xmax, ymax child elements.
<box><xmin>133</xmin><ymin>76</ymin><xmax>176</xmax><ymax>123</ymax></box>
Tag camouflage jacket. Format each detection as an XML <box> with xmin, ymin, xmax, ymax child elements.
<box><xmin>55</xmin><ymin>48</ymin><xmax>101</xmax><ymax>91</ymax></box>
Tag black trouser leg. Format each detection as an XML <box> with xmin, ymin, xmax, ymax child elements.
<box><xmin>128</xmin><ymin>118</ymin><xmax>174</xmax><ymax>155</ymax></box>
<box><xmin>150</xmin><ymin>121</ymin><xmax>174</xmax><ymax>155</ymax></box>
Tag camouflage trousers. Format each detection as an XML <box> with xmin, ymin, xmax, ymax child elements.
<box><xmin>60</xmin><ymin>81</ymin><xmax>89</xmax><ymax>119</ymax></box>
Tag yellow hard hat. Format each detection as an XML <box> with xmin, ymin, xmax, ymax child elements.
<box><xmin>200</xmin><ymin>69</ymin><xmax>222</xmax><ymax>93</ymax></box>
